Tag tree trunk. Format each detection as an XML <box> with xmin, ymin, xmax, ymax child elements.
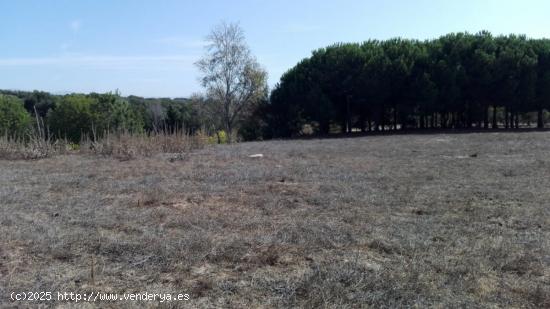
<box><xmin>393</xmin><ymin>108</ymin><xmax>398</xmax><ymax>130</ymax></box>
<box><xmin>226</xmin><ymin>125</ymin><xmax>233</xmax><ymax>143</ymax></box>
<box><xmin>367</xmin><ymin>114</ymin><xmax>372</xmax><ymax>132</ymax></box>
<box><xmin>225</xmin><ymin>111</ymin><xmax>234</xmax><ymax>143</ymax></box>
<box><xmin>346</xmin><ymin>96</ymin><xmax>352</xmax><ymax>133</ymax></box>
<box><xmin>451</xmin><ymin>112</ymin><xmax>455</xmax><ymax>129</ymax></box>
<box><xmin>538</xmin><ymin>108</ymin><xmax>544</xmax><ymax>129</ymax></box>
<box><xmin>467</xmin><ymin>103</ymin><xmax>473</xmax><ymax>128</ymax></box>
<box><xmin>492</xmin><ymin>106</ymin><xmax>498</xmax><ymax>129</ymax></box>
<box><xmin>484</xmin><ymin>105</ymin><xmax>489</xmax><ymax>129</ymax></box>
<box><xmin>359</xmin><ymin>114</ymin><xmax>366</xmax><ymax>133</ymax></box>
<box><xmin>320</xmin><ymin>120</ymin><xmax>330</xmax><ymax>135</ymax></box>
<box><xmin>505</xmin><ymin>107</ymin><xmax>509</xmax><ymax>129</ymax></box>
<box><xmin>379</xmin><ymin>108</ymin><xmax>385</xmax><ymax>132</ymax></box>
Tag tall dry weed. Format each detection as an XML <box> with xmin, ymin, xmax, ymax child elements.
<box><xmin>81</xmin><ymin>129</ymin><xmax>207</xmax><ymax>160</ymax></box>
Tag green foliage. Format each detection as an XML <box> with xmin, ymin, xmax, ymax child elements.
<box><xmin>0</xmin><ymin>95</ymin><xmax>32</xmax><ymax>137</ymax></box>
<box><xmin>48</xmin><ymin>94</ymin><xmax>97</xmax><ymax>142</ymax></box>
<box><xmin>268</xmin><ymin>33</ymin><xmax>550</xmax><ymax>137</ymax></box>
<box><xmin>239</xmin><ymin>99</ymin><xmax>269</xmax><ymax>141</ymax></box>
<box><xmin>48</xmin><ymin>93</ymin><xmax>146</xmax><ymax>143</ymax></box>
<box><xmin>127</xmin><ymin>96</ymin><xmax>207</xmax><ymax>133</ymax></box>
<box><xmin>165</xmin><ymin>101</ymin><xmax>203</xmax><ymax>133</ymax></box>
<box><xmin>207</xmin><ymin>130</ymin><xmax>228</xmax><ymax>144</ymax></box>
<box><xmin>0</xmin><ymin>90</ymin><xmax>216</xmax><ymax>143</ymax></box>
<box><xmin>24</xmin><ymin>91</ymin><xmax>56</xmax><ymax>117</ymax></box>
<box><xmin>3</xmin><ymin>32</ymin><xmax>549</xmax><ymax>142</ymax></box>
<box><xmin>91</xmin><ymin>92</ymin><xmax>144</xmax><ymax>133</ymax></box>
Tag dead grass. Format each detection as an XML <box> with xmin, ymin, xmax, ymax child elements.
<box><xmin>0</xmin><ymin>132</ymin><xmax>67</xmax><ymax>160</ymax></box>
<box><xmin>0</xmin><ymin>132</ymin><xmax>549</xmax><ymax>308</ymax></box>
<box><xmin>0</xmin><ymin>130</ymin><xmax>206</xmax><ymax>161</ymax></box>
<box><xmin>82</xmin><ymin>130</ymin><xmax>207</xmax><ymax>160</ymax></box>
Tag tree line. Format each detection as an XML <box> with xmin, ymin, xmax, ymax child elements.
<box><xmin>1</xmin><ymin>23</ymin><xmax>267</xmax><ymax>144</ymax></box>
<box><xmin>0</xmin><ymin>90</ymin><xmax>221</xmax><ymax>142</ymax></box>
<box><xmin>0</xmin><ymin>88</ymin><xmax>268</xmax><ymax>143</ymax></box>
<box><xmin>2</xmin><ymin>31</ymin><xmax>550</xmax><ymax>143</ymax></box>
<box><xmin>266</xmin><ymin>32</ymin><xmax>550</xmax><ymax>137</ymax></box>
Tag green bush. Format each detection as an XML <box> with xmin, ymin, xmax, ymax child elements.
<box><xmin>48</xmin><ymin>93</ymin><xmax>145</xmax><ymax>143</ymax></box>
<box><xmin>89</xmin><ymin>92</ymin><xmax>144</xmax><ymax>133</ymax></box>
<box><xmin>0</xmin><ymin>94</ymin><xmax>31</xmax><ymax>137</ymax></box>
<box><xmin>207</xmin><ymin>130</ymin><xmax>228</xmax><ymax>144</ymax></box>
<box><xmin>48</xmin><ymin>95</ymin><xmax>97</xmax><ymax>143</ymax></box>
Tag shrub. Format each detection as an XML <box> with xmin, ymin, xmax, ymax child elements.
<box><xmin>23</xmin><ymin>91</ymin><xmax>56</xmax><ymax>118</ymax></box>
<box><xmin>48</xmin><ymin>94</ymin><xmax>96</xmax><ymax>143</ymax></box>
<box><xmin>89</xmin><ymin>92</ymin><xmax>145</xmax><ymax>133</ymax></box>
<box><xmin>207</xmin><ymin>130</ymin><xmax>228</xmax><ymax>144</ymax></box>
<box><xmin>0</xmin><ymin>94</ymin><xmax>31</xmax><ymax>137</ymax></box>
<box><xmin>48</xmin><ymin>93</ymin><xmax>144</xmax><ymax>143</ymax></box>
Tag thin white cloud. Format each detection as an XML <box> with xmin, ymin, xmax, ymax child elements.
<box><xmin>155</xmin><ymin>36</ymin><xmax>208</xmax><ymax>49</ymax></box>
<box><xmin>70</xmin><ymin>20</ymin><xmax>81</xmax><ymax>33</ymax></box>
<box><xmin>0</xmin><ymin>54</ymin><xmax>197</xmax><ymax>71</ymax></box>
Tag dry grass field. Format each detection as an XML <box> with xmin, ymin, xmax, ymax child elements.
<box><xmin>1</xmin><ymin>132</ymin><xmax>549</xmax><ymax>308</ymax></box>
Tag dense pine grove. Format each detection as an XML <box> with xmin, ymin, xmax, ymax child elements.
<box><xmin>266</xmin><ymin>32</ymin><xmax>550</xmax><ymax>137</ymax></box>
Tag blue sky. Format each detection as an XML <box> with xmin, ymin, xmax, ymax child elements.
<box><xmin>1</xmin><ymin>0</ymin><xmax>550</xmax><ymax>97</ymax></box>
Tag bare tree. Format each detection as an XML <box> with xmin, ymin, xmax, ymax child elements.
<box><xmin>196</xmin><ymin>22</ymin><xmax>267</xmax><ymax>143</ymax></box>
<box><xmin>147</xmin><ymin>102</ymin><xmax>165</xmax><ymax>132</ymax></box>
<box><xmin>188</xmin><ymin>93</ymin><xmax>222</xmax><ymax>140</ymax></box>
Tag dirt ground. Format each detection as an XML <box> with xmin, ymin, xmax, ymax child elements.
<box><xmin>1</xmin><ymin>132</ymin><xmax>549</xmax><ymax>308</ymax></box>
